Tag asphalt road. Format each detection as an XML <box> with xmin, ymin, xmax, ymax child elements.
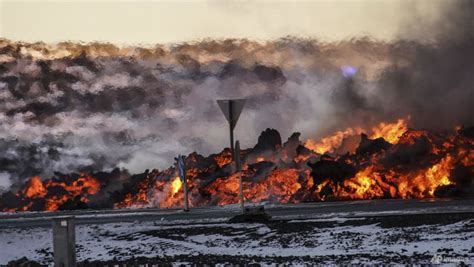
<box><xmin>0</xmin><ymin>198</ymin><xmax>473</xmax><ymax>228</ymax></box>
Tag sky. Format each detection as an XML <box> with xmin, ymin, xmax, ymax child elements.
<box><xmin>0</xmin><ymin>0</ymin><xmax>445</xmax><ymax>44</ymax></box>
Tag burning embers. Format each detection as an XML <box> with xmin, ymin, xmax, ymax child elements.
<box><xmin>1</xmin><ymin>119</ymin><xmax>473</xmax><ymax>212</ymax></box>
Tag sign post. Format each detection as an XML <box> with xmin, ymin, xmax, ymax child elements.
<box><xmin>175</xmin><ymin>155</ymin><xmax>189</xmax><ymax>211</ymax></box>
<box><xmin>217</xmin><ymin>99</ymin><xmax>246</xmax><ymax>158</ymax></box>
<box><xmin>234</xmin><ymin>140</ymin><xmax>245</xmax><ymax>214</ymax></box>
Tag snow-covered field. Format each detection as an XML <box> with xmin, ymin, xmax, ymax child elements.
<box><xmin>1</xmin><ymin>212</ymin><xmax>473</xmax><ymax>265</ymax></box>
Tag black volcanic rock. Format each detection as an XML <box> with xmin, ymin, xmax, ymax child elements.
<box><xmin>45</xmin><ymin>185</ymin><xmax>69</xmax><ymax>197</ymax></box>
<box><xmin>459</xmin><ymin>126</ymin><xmax>474</xmax><ymax>138</ymax></box>
<box><xmin>59</xmin><ymin>196</ymin><xmax>89</xmax><ymax>211</ymax></box>
<box><xmin>0</xmin><ymin>191</ymin><xmax>22</xmax><ymax>210</ymax></box>
<box><xmin>445</xmin><ymin>164</ymin><xmax>474</xmax><ymax>198</ymax></box>
<box><xmin>253</xmin><ymin>128</ymin><xmax>282</xmax><ymax>152</ymax></box>
<box><xmin>308</xmin><ymin>156</ymin><xmax>357</xmax><ymax>184</ymax></box>
<box><xmin>282</xmin><ymin>132</ymin><xmax>300</xmax><ymax>150</ymax></box>
<box><xmin>281</xmin><ymin>132</ymin><xmax>301</xmax><ymax>160</ymax></box>
<box><xmin>319</xmin><ymin>183</ymin><xmax>335</xmax><ymax>199</ymax></box>
<box><xmin>296</xmin><ymin>145</ymin><xmax>313</xmax><ymax>157</ymax></box>
<box><xmin>451</xmin><ymin>164</ymin><xmax>473</xmax><ymax>187</ymax></box>
<box><xmin>381</xmin><ymin>134</ymin><xmax>433</xmax><ymax>169</ymax></box>
<box><xmin>246</xmin><ymin>161</ymin><xmax>276</xmax><ymax>182</ymax></box>
<box><xmin>186</xmin><ymin>152</ymin><xmax>216</xmax><ymax>169</ymax></box>
<box><xmin>7</xmin><ymin>257</ymin><xmax>44</xmax><ymax>267</ymax></box>
<box><xmin>356</xmin><ymin>134</ymin><xmax>391</xmax><ymax>155</ymax></box>
<box><xmin>434</xmin><ymin>184</ymin><xmax>468</xmax><ymax>198</ymax></box>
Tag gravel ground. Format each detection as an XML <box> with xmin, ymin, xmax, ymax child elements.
<box><xmin>2</xmin><ymin>212</ymin><xmax>473</xmax><ymax>266</ymax></box>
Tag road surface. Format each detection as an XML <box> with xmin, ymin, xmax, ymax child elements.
<box><xmin>0</xmin><ymin>198</ymin><xmax>473</xmax><ymax>228</ymax></box>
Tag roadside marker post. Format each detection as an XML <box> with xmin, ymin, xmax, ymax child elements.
<box><xmin>234</xmin><ymin>140</ymin><xmax>245</xmax><ymax>214</ymax></box>
<box><xmin>218</xmin><ymin>99</ymin><xmax>246</xmax><ymax>214</ymax></box>
<box><xmin>52</xmin><ymin>216</ymin><xmax>76</xmax><ymax>267</ymax></box>
<box><xmin>175</xmin><ymin>155</ymin><xmax>189</xmax><ymax>212</ymax></box>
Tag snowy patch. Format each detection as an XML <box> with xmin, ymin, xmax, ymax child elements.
<box><xmin>0</xmin><ymin>214</ymin><xmax>473</xmax><ymax>265</ymax></box>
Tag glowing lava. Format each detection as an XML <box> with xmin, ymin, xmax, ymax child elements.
<box><xmin>1</xmin><ymin>118</ymin><xmax>472</xmax><ymax>213</ymax></box>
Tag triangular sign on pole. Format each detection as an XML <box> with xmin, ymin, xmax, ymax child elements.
<box><xmin>217</xmin><ymin>99</ymin><xmax>246</xmax><ymax>130</ymax></box>
<box><xmin>217</xmin><ymin>98</ymin><xmax>246</xmax><ymax>158</ymax></box>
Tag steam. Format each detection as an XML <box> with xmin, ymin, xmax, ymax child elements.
<box><xmin>0</xmin><ymin>1</ymin><xmax>472</xmax><ymax>191</ymax></box>
<box><xmin>0</xmin><ymin>172</ymin><xmax>12</xmax><ymax>192</ymax></box>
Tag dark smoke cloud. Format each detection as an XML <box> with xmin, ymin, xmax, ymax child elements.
<box><xmin>0</xmin><ymin>1</ymin><xmax>472</xmax><ymax>190</ymax></box>
<box><xmin>376</xmin><ymin>1</ymin><xmax>474</xmax><ymax>129</ymax></box>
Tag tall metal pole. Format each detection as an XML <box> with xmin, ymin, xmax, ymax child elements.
<box><xmin>217</xmin><ymin>99</ymin><xmax>246</xmax><ymax>213</ymax></box>
<box><xmin>235</xmin><ymin>141</ymin><xmax>245</xmax><ymax>214</ymax></box>
<box><xmin>229</xmin><ymin>101</ymin><xmax>234</xmax><ymax>157</ymax></box>
<box><xmin>238</xmin><ymin>171</ymin><xmax>244</xmax><ymax>214</ymax></box>
<box><xmin>183</xmin><ymin>172</ymin><xmax>189</xmax><ymax>212</ymax></box>
<box><xmin>176</xmin><ymin>155</ymin><xmax>189</xmax><ymax>212</ymax></box>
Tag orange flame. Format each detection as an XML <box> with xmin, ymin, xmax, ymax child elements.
<box><xmin>170</xmin><ymin>176</ymin><xmax>182</xmax><ymax>195</ymax></box>
<box><xmin>23</xmin><ymin>176</ymin><xmax>47</xmax><ymax>198</ymax></box>
<box><xmin>305</xmin><ymin>128</ymin><xmax>362</xmax><ymax>154</ymax></box>
<box><xmin>339</xmin><ymin>167</ymin><xmax>386</xmax><ymax>199</ymax></box>
<box><xmin>331</xmin><ymin>155</ymin><xmax>455</xmax><ymax>200</ymax></box>
<box><xmin>305</xmin><ymin>119</ymin><xmax>408</xmax><ymax>154</ymax></box>
<box><xmin>370</xmin><ymin>118</ymin><xmax>408</xmax><ymax>144</ymax></box>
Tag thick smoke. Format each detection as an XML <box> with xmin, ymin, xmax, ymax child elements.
<box><xmin>0</xmin><ymin>1</ymin><xmax>472</xmax><ymax>190</ymax></box>
<box><xmin>376</xmin><ymin>0</ymin><xmax>474</xmax><ymax>129</ymax></box>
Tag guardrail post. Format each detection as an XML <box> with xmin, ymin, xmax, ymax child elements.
<box><xmin>52</xmin><ymin>216</ymin><xmax>76</xmax><ymax>267</ymax></box>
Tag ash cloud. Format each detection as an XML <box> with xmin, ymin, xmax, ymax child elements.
<box><xmin>0</xmin><ymin>1</ymin><xmax>473</xmax><ymax>190</ymax></box>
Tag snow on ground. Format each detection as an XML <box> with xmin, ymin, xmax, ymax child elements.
<box><xmin>0</xmin><ymin>214</ymin><xmax>473</xmax><ymax>265</ymax></box>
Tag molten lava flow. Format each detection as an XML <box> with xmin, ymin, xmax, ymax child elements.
<box><xmin>261</xmin><ymin>168</ymin><xmax>302</xmax><ymax>203</ymax></box>
<box><xmin>305</xmin><ymin>128</ymin><xmax>362</xmax><ymax>154</ymax></box>
<box><xmin>170</xmin><ymin>176</ymin><xmax>182</xmax><ymax>195</ymax></box>
<box><xmin>205</xmin><ymin>173</ymin><xmax>241</xmax><ymax>206</ymax></box>
<box><xmin>394</xmin><ymin>155</ymin><xmax>454</xmax><ymax>198</ymax></box>
<box><xmin>329</xmin><ymin>155</ymin><xmax>456</xmax><ymax>200</ymax></box>
<box><xmin>339</xmin><ymin>167</ymin><xmax>386</xmax><ymax>199</ymax></box>
<box><xmin>158</xmin><ymin>176</ymin><xmax>195</xmax><ymax>209</ymax></box>
<box><xmin>214</xmin><ymin>150</ymin><xmax>232</xmax><ymax>167</ymax></box>
<box><xmin>4</xmin><ymin>174</ymin><xmax>101</xmax><ymax>212</ymax></box>
<box><xmin>52</xmin><ymin>175</ymin><xmax>101</xmax><ymax>196</ymax></box>
<box><xmin>23</xmin><ymin>176</ymin><xmax>47</xmax><ymax>198</ymax></box>
<box><xmin>1</xmin><ymin>118</ymin><xmax>472</xmax><ymax>213</ymax></box>
<box><xmin>114</xmin><ymin>175</ymin><xmax>153</xmax><ymax>209</ymax></box>
<box><xmin>203</xmin><ymin>168</ymin><xmax>303</xmax><ymax>206</ymax></box>
<box><xmin>305</xmin><ymin>119</ymin><xmax>409</xmax><ymax>154</ymax></box>
<box><xmin>370</xmin><ymin>118</ymin><xmax>408</xmax><ymax>144</ymax></box>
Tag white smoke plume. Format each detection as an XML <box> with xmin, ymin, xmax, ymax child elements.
<box><xmin>0</xmin><ymin>1</ymin><xmax>472</xmax><ymax>191</ymax></box>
